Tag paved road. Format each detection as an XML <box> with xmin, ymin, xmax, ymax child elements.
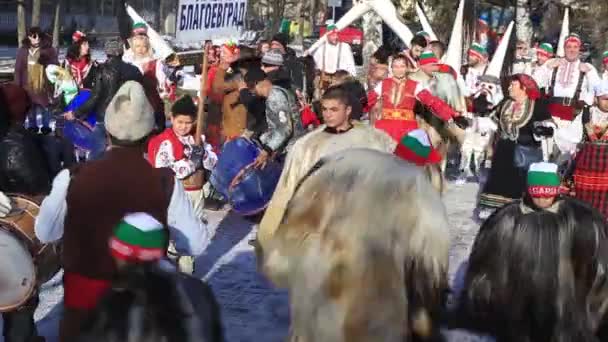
<box><xmin>0</xmin><ymin>182</ymin><xmax>486</xmax><ymax>342</ymax></box>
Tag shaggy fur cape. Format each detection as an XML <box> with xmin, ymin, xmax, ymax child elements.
<box><xmin>263</xmin><ymin>149</ymin><xmax>450</xmax><ymax>342</ymax></box>
<box><xmin>453</xmin><ymin>197</ymin><xmax>608</xmax><ymax>342</ymax></box>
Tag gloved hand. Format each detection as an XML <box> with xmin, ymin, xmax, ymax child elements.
<box><xmin>0</xmin><ymin>192</ymin><xmax>11</xmax><ymax>218</ymax></box>
<box><xmin>533</xmin><ymin>125</ymin><xmax>554</xmax><ymax>137</ymax></box>
<box><xmin>189</xmin><ymin>145</ymin><xmax>205</xmax><ymax>170</ymax></box>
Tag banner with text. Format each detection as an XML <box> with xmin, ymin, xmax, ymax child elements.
<box><xmin>176</xmin><ymin>0</ymin><xmax>247</xmax><ymax>45</ymax></box>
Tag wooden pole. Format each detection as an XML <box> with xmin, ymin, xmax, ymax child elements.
<box><xmin>195</xmin><ymin>44</ymin><xmax>209</xmax><ymax>145</ymax></box>
<box><xmin>17</xmin><ymin>0</ymin><xmax>26</xmax><ymax>47</ymax></box>
<box><xmin>52</xmin><ymin>0</ymin><xmax>61</xmax><ymax>48</ymax></box>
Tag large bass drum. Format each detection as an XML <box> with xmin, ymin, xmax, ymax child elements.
<box><xmin>210</xmin><ymin>138</ymin><xmax>282</xmax><ymax>216</ymax></box>
<box><xmin>0</xmin><ymin>194</ymin><xmax>61</xmax><ymax>312</ymax></box>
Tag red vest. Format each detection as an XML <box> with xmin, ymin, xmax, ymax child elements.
<box><xmin>381</xmin><ymin>78</ymin><xmax>417</xmax><ymax>121</ymax></box>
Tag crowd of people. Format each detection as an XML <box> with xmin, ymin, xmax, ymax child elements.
<box><xmin>2</xmin><ymin>1</ymin><xmax>608</xmax><ymax>341</ymax></box>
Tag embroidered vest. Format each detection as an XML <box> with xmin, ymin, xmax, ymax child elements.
<box><xmin>381</xmin><ymin>78</ymin><xmax>417</xmax><ymax>121</ymax></box>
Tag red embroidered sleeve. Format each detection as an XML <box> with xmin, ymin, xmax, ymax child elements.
<box><xmin>416</xmin><ymin>89</ymin><xmax>457</xmax><ymax>121</ymax></box>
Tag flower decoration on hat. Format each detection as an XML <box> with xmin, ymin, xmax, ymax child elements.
<box><xmin>527</xmin><ymin>162</ymin><xmax>561</xmax><ymax>198</ymax></box>
<box><xmin>72</xmin><ymin>31</ymin><xmax>86</xmax><ymax>43</ymax></box>
<box><xmin>132</xmin><ymin>22</ymin><xmax>148</xmax><ymax>36</ymax></box>
<box><xmin>109</xmin><ymin>212</ymin><xmax>167</xmax><ymax>263</ymax></box>
<box><xmin>223</xmin><ymin>40</ymin><xmax>240</xmax><ymax>55</ymax></box>
<box><xmin>394</xmin><ymin>129</ymin><xmax>442</xmax><ymax>166</ymax></box>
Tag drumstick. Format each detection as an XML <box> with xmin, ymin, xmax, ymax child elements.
<box><xmin>195</xmin><ymin>44</ymin><xmax>210</xmax><ymax>146</ymax></box>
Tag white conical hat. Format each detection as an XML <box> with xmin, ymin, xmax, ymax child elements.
<box><xmin>367</xmin><ymin>0</ymin><xmax>414</xmax><ymax>47</ymax></box>
<box><xmin>415</xmin><ymin>2</ymin><xmax>438</xmax><ymax>42</ymax></box>
<box><xmin>484</xmin><ymin>20</ymin><xmax>514</xmax><ymax>81</ymax></box>
<box><xmin>126</xmin><ymin>5</ymin><xmax>175</xmax><ymax>61</ymax></box>
<box><xmin>306</xmin><ymin>0</ymin><xmax>414</xmax><ymax>54</ymax></box>
<box><xmin>556</xmin><ymin>7</ymin><xmax>569</xmax><ymax>57</ymax></box>
<box><xmin>443</xmin><ymin>0</ymin><xmax>465</xmax><ymax>70</ymax></box>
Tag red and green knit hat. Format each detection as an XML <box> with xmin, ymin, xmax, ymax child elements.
<box><xmin>394</xmin><ymin>129</ymin><xmax>442</xmax><ymax>166</ymax></box>
<box><xmin>416</xmin><ymin>31</ymin><xmax>431</xmax><ymax>41</ymax></box>
<box><xmin>419</xmin><ymin>51</ymin><xmax>439</xmax><ymax>66</ymax></box>
<box><xmin>603</xmin><ymin>51</ymin><xmax>608</xmax><ymax>65</ymax></box>
<box><xmin>468</xmin><ymin>42</ymin><xmax>487</xmax><ymax>60</ymax></box>
<box><xmin>527</xmin><ymin>162</ymin><xmax>561</xmax><ymax>198</ymax></box>
<box><xmin>132</xmin><ymin>22</ymin><xmax>148</xmax><ymax>36</ymax></box>
<box><xmin>537</xmin><ymin>43</ymin><xmax>554</xmax><ymax>58</ymax></box>
<box><xmin>109</xmin><ymin>212</ymin><xmax>167</xmax><ymax>262</ymax></box>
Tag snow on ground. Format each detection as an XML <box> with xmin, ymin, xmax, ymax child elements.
<box><xmin>0</xmin><ymin>180</ymin><xmax>483</xmax><ymax>342</ymax></box>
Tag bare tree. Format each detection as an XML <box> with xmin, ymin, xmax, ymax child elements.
<box><xmin>32</xmin><ymin>0</ymin><xmax>41</xmax><ymax>27</ymax></box>
<box><xmin>17</xmin><ymin>0</ymin><xmax>27</xmax><ymax>46</ymax></box>
<box><xmin>53</xmin><ymin>0</ymin><xmax>62</xmax><ymax>48</ymax></box>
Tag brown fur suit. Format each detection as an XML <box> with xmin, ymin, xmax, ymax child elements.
<box><xmin>263</xmin><ymin>148</ymin><xmax>450</xmax><ymax>342</ymax></box>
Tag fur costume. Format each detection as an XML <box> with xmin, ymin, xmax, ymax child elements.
<box><xmin>263</xmin><ymin>149</ymin><xmax>450</xmax><ymax>342</ymax></box>
<box><xmin>453</xmin><ymin>197</ymin><xmax>608</xmax><ymax>341</ymax></box>
<box><xmin>256</xmin><ymin>122</ymin><xmax>396</xmax><ymax>253</ymax></box>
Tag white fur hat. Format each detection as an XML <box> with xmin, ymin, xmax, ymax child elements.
<box><xmin>104</xmin><ymin>81</ymin><xmax>155</xmax><ymax>142</ymax></box>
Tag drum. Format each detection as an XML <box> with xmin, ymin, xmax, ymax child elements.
<box><xmin>210</xmin><ymin>138</ymin><xmax>282</xmax><ymax>216</ymax></box>
<box><xmin>0</xmin><ymin>194</ymin><xmax>61</xmax><ymax>312</ymax></box>
<box><xmin>63</xmin><ymin>89</ymin><xmax>97</xmax><ymax>152</ymax></box>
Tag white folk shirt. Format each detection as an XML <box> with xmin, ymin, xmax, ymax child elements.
<box><xmin>312</xmin><ymin>42</ymin><xmax>357</xmax><ymax>76</ymax></box>
<box><xmin>463</xmin><ymin>64</ymin><xmax>488</xmax><ymax>97</ymax></box>
<box><xmin>602</xmin><ymin>70</ymin><xmax>608</xmax><ymax>81</ymax></box>
<box><xmin>534</xmin><ymin>58</ymin><xmax>600</xmax><ymax>106</ymax></box>
<box><xmin>34</xmin><ymin>166</ymin><xmax>212</xmax><ymax>256</ymax></box>
<box><xmin>155</xmin><ymin>134</ymin><xmax>197</xmax><ymax>180</ymax></box>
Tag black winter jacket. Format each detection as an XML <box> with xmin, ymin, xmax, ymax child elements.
<box><xmin>0</xmin><ymin>126</ymin><xmax>51</xmax><ymax>195</ymax></box>
<box><xmin>74</xmin><ymin>56</ymin><xmax>143</xmax><ymax>122</ymax></box>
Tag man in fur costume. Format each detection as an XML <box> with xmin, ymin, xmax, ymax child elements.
<box><xmin>453</xmin><ymin>162</ymin><xmax>608</xmax><ymax>341</ymax></box>
<box><xmin>254</xmin><ymin>86</ymin><xmax>396</xmax><ymax>262</ymax></box>
<box><xmin>34</xmin><ymin>82</ymin><xmax>210</xmax><ymax>342</ymax></box>
<box><xmin>262</xmin><ymin>148</ymin><xmax>449</xmax><ymax>342</ymax></box>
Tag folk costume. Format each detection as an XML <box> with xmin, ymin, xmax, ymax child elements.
<box><xmin>34</xmin><ymin>82</ymin><xmax>210</xmax><ymax>342</ymax></box>
<box><xmin>63</xmin><ymin>31</ymin><xmax>98</xmax><ymax>89</ymax></box>
<box><xmin>14</xmin><ymin>30</ymin><xmax>58</xmax><ymax>134</ymax></box>
<box><xmin>455</xmin><ymin>162</ymin><xmax>608</xmax><ymax>341</ymax></box>
<box><xmin>556</xmin><ymin>80</ymin><xmax>608</xmax><ymax>218</ymax></box>
<box><xmin>534</xmin><ymin>34</ymin><xmax>600</xmax><ymax>128</ymax></box>
<box><xmin>312</xmin><ymin>25</ymin><xmax>357</xmax><ymax>96</ymax></box>
<box><xmin>148</xmin><ymin>95</ymin><xmax>217</xmax><ymax>221</ymax></box>
<box><xmin>478</xmin><ymin>74</ymin><xmax>554</xmax><ymax>211</ymax></box>
<box><xmin>256</xmin><ymin>121</ymin><xmax>396</xmax><ymax>258</ymax></box>
<box><xmin>122</xmin><ymin>23</ymin><xmax>166</xmax><ymax>126</ymax></box>
<box><xmin>531</xmin><ymin>43</ymin><xmax>554</xmax><ymax>85</ymax></box>
<box><xmin>461</xmin><ymin>43</ymin><xmax>489</xmax><ymax>97</ymax></box>
<box><xmin>370</xmin><ymin>67</ymin><xmax>458</xmax><ymax>143</ymax></box>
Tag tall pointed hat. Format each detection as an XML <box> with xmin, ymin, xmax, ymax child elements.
<box><xmin>415</xmin><ymin>2</ymin><xmax>438</xmax><ymax>42</ymax></box>
<box><xmin>443</xmin><ymin>0</ymin><xmax>465</xmax><ymax>70</ymax></box>
<box><xmin>481</xmin><ymin>20</ymin><xmax>514</xmax><ymax>84</ymax></box>
<box><xmin>556</xmin><ymin>7</ymin><xmax>569</xmax><ymax>57</ymax></box>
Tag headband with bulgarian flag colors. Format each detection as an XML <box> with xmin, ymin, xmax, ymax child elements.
<box><xmin>394</xmin><ymin>129</ymin><xmax>442</xmax><ymax>166</ymax></box>
<box><xmin>327</xmin><ymin>24</ymin><xmax>339</xmax><ymax>35</ymax></box>
<box><xmin>109</xmin><ymin>212</ymin><xmax>167</xmax><ymax>262</ymax></box>
<box><xmin>603</xmin><ymin>51</ymin><xmax>608</xmax><ymax>65</ymax></box>
<box><xmin>468</xmin><ymin>43</ymin><xmax>488</xmax><ymax>60</ymax></box>
<box><xmin>132</xmin><ymin>22</ymin><xmax>148</xmax><ymax>36</ymax></box>
<box><xmin>527</xmin><ymin>162</ymin><xmax>561</xmax><ymax>198</ymax></box>
<box><xmin>419</xmin><ymin>51</ymin><xmax>439</xmax><ymax>66</ymax></box>
<box><xmin>537</xmin><ymin>43</ymin><xmax>554</xmax><ymax>58</ymax></box>
<box><xmin>564</xmin><ymin>33</ymin><xmax>582</xmax><ymax>47</ymax></box>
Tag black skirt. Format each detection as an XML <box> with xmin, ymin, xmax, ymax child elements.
<box><xmin>479</xmin><ymin>139</ymin><xmax>527</xmax><ymax>208</ymax></box>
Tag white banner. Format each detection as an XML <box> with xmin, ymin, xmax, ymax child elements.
<box><xmin>176</xmin><ymin>0</ymin><xmax>247</xmax><ymax>46</ymax></box>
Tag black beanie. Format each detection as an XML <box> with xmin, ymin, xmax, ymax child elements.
<box><xmin>171</xmin><ymin>95</ymin><xmax>197</xmax><ymax>117</ymax></box>
<box><xmin>244</xmin><ymin>68</ymin><xmax>267</xmax><ymax>85</ymax></box>
<box><xmin>271</xmin><ymin>33</ymin><xmax>290</xmax><ymax>49</ymax></box>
